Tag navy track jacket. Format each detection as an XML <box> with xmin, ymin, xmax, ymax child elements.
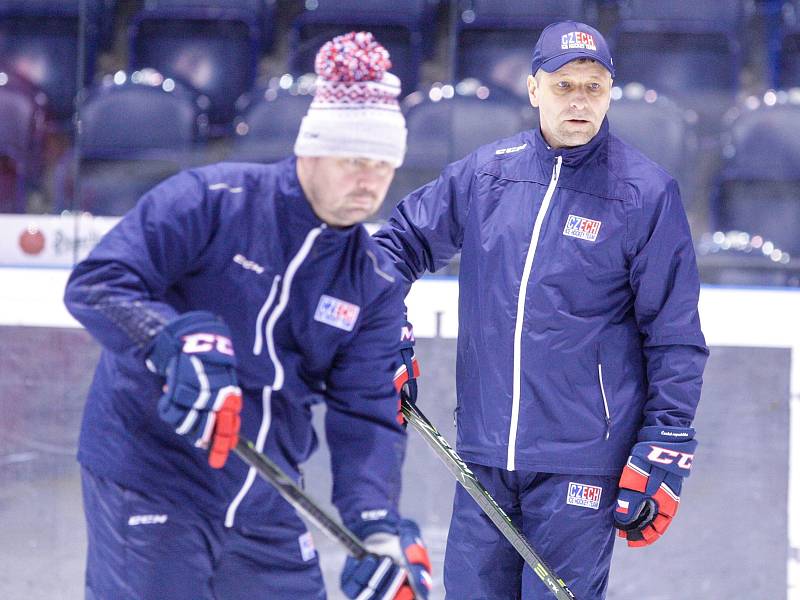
<box><xmin>374</xmin><ymin>119</ymin><xmax>709</xmax><ymax>475</ymax></box>
<box><xmin>65</xmin><ymin>157</ymin><xmax>408</xmax><ymax>528</ymax></box>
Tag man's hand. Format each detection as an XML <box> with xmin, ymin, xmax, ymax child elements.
<box><xmin>393</xmin><ymin>322</ymin><xmax>420</xmax><ymax>424</ymax></box>
<box><xmin>614</xmin><ymin>426</ymin><xmax>697</xmax><ymax>547</ymax></box>
<box><xmin>147</xmin><ymin>311</ymin><xmax>242</xmax><ymax>469</ymax></box>
<box><xmin>341</xmin><ymin>518</ymin><xmax>432</xmax><ymax>599</ymax></box>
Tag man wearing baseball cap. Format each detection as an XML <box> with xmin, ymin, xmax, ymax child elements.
<box><xmin>375</xmin><ymin>20</ymin><xmax>707</xmax><ymax>599</ymax></box>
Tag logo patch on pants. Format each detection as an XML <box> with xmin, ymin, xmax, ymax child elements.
<box><xmin>566</xmin><ymin>482</ymin><xmax>603</xmax><ymax>510</ymax></box>
<box><xmin>298</xmin><ymin>531</ymin><xmax>316</xmax><ymax>562</ymax></box>
<box><xmin>563</xmin><ymin>214</ymin><xmax>601</xmax><ymax>242</ymax></box>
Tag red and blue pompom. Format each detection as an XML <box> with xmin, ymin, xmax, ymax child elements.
<box><xmin>315</xmin><ymin>31</ymin><xmax>392</xmax><ymax>83</ymax></box>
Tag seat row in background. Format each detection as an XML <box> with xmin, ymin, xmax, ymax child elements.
<box><xmin>3</xmin><ymin>0</ymin><xmax>800</xmax><ymax>132</ymax></box>
<box><xmin>0</xmin><ymin>0</ymin><xmax>799</xmax><ymax>285</ymax></box>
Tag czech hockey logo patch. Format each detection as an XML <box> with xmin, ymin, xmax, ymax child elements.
<box><xmin>314</xmin><ymin>295</ymin><xmax>360</xmax><ymax>332</ymax></box>
<box><xmin>563</xmin><ymin>214</ymin><xmax>601</xmax><ymax>242</ymax></box>
<box><xmin>567</xmin><ymin>482</ymin><xmax>603</xmax><ymax>510</ymax></box>
<box><xmin>561</xmin><ymin>31</ymin><xmax>597</xmax><ymax>51</ymax></box>
<box><xmin>298</xmin><ymin>532</ymin><xmax>316</xmax><ymax>562</ymax></box>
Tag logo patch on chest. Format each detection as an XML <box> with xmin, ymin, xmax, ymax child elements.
<box><xmin>563</xmin><ymin>214</ymin><xmax>602</xmax><ymax>242</ymax></box>
<box><xmin>566</xmin><ymin>482</ymin><xmax>603</xmax><ymax>510</ymax></box>
<box><xmin>314</xmin><ymin>295</ymin><xmax>360</xmax><ymax>332</ymax></box>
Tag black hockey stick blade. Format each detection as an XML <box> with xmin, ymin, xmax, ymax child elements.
<box><xmin>401</xmin><ymin>398</ymin><xmax>578</xmax><ymax>600</ymax></box>
<box><xmin>233</xmin><ymin>436</ymin><xmax>425</xmax><ymax>598</ymax></box>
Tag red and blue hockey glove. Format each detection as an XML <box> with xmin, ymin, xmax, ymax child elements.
<box><xmin>147</xmin><ymin>311</ymin><xmax>242</xmax><ymax>469</ymax></box>
<box><xmin>341</xmin><ymin>517</ymin><xmax>432</xmax><ymax>600</ymax></box>
<box><xmin>393</xmin><ymin>322</ymin><xmax>420</xmax><ymax>425</ymax></box>
<box><xmin>614</xmin><ymin>426</ymin><xmax>697</xmax><ymax>547</ymax></box>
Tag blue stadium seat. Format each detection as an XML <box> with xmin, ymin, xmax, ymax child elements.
<box><xmin>0</xmin><ymin>0</ymin><xmax>101</xmax><ymax>125</ymax></box>
<box><xmin>455</xmin><ymin>0</ymin><xmax>588</xmax><ymax>99</ymax></box>
<box><xmin>380</xmin><ymin>82</ymin><xmax>531</xmax><ymax>219</ymax></box>
<box><xmin>54</xmin><ymin>70</ymin><xmax>209</xmax><ymax>215</ymax></box>
<box><xmin>607</xmin><ymin>85</ymin><xmax>698</xmax><ymax>207</ymax></box>
<box><xmin>609</xmin><ymin>0</ymin><xmax>745</xmax><ymax>131</ymax></box>
<box><xmin>289</xmin><ymin>0</ymin><xmax>441</xmax><ymax>96</ymax></box>
<box><xmin>128</xmin><ymin>0</ymin><xmax>263</xmax><ymax>132</ymax></box>
<box><xmin>0</xmin><ymin>67</ymin><xmax>48</xmax><ymax>212</ymax></box>
<box><xmin>229</xmin><ymin>77</ymin><xmax>314</xmax><ymax>165</ymax></box>
<box><xmin>770</xmin><ymin>0</ymin><xmax>800</xmax><ymax>87</ymax></box>
<box><xmin>710</xmin><ymin>95</ymin><xmax>800</xmax><ymax>256</ymax></box>
<box><xmin>696</xmin><ymin>231</ymin><xmax>800</xmax><ymax>287</ymax></box>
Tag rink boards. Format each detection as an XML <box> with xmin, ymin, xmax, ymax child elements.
<box><xmin>0</xmin><ymin>267</ymin><xmax>798</xmax><ymax>599</ymax></box>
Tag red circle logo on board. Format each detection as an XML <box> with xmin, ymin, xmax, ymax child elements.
<box><xmin>19</xmin><ymin>226</ymin><xmax>46</xmax><ymax>255</ymax></box>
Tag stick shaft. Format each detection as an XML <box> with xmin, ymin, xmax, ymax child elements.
<box><xmin>233</xmin><ymin>437</ymin><xmax>368</xmax><ymax>560</ymax></box>
<box><xmin>401</xmin><ymin>399</ymin><xmax>577</xmax><ymax>600</ymax></box>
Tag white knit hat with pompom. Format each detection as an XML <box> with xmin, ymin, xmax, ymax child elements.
<box><xmin>294</xmin><ymin>31</ymin><xmax>407</xmax><ymax>167</ymax></box>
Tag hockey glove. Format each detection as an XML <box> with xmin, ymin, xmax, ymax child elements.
<box><xmin>147</xmin><ymin>311</ymin><xmax>242</xmax><ymax>469</ymax></box>
<box><xmin>393</xmin><ymin>322</ymin><xmax>420</xmax><ymax>425</ymax></box>
<box><xmin>614</xmin><ymin>426</ymin><xmax>697</xmax><ymax>547</ymax></box>
<box><xmin>341</xmin><ymin>518</ymin><xmax>432</xmax><ymax>600</ymax></box>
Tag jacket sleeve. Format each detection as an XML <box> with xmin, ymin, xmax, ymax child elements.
<box><xmin>627</xmin><ymin>179</ymin><xmax>709</xmax><ymax>430</ymax></box>
<box><xmin>63</xmin><ymin>170</ymin><xmax>217</xmax><ymax>358</ymax></box>
<box><xmin>323</xmin><ymin>282</ymin><xmax>408</xmax><ymax>529</ymax></box>
<box><xmin>373</xmin><ymin>153</ymin><xmax>477</xmax><ymax>289</ymax></box>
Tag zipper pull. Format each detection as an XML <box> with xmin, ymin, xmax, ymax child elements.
<box><xmin>551</xmin><ymin>156</ymin><xmax>561</xmax><ymax>181</ymax></box>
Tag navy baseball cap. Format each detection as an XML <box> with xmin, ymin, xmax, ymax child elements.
<box><xmin>531</xmin><ymin>21</ymin><xmax>615</xmax><ymax>77</ymax></box>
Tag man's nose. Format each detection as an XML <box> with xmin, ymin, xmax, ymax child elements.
<box><xmin>570</xmin><ymin>90</ymin><xmax>588</xmax><ymax>110</ymax></box>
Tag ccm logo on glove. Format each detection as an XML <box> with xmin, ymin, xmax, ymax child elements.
<box><xmin>646</xmin><ymin>446</ymin><xmax>694</xmax><ymax>469</ymax></box>
<box><xmin>148</xmin><ymin>311</ymin><xmax>243</xmax><ymax>469</ymax></box>
<box><xmin>181</xmin><ymin>333</ymin><xmax>235</xmax><ymax>356</ymax></box>
<box><xmin>613</xmin><ymin>426</ymin><xmax>697</xmax><ymax>547</ymax></box>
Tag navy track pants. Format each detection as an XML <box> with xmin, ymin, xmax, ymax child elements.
<box><xmin>443</xmin><ymin>463</ymin><xmax>618</xmax><ymax>600</ymax></box>
<box><xmin>81</xmin><ymin>467</ymin><xmax>327</xmax><ymax>600</ymax></box>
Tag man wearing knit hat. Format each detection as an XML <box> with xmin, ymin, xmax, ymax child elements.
<box><xmin>375</xmin><ymin>20</ymin><xmax>707</xmax><ymax>599</ymax></box>
<box><xmin>64</xmin><ymin>31</ymin><xmax>431</xmax><ymax>600</ymax></box>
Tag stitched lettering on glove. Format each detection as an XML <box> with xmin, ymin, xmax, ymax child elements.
<box><xmin>393</xmin><ymin>322</ymin><xmax>420</xmax><ymax>425</ymax></box>
<box><xmin>147</xmin><ymin>311</ymin><xmax>242</xmax><ymax>469</ymax></box>
<box><xmin>614</xmin><ymin>426</ymin><xmax>697</xmax><ymax>547</ymax></box>
<box><xmin>341</xmin><ymin>517</ymin><xmax>432</xmax><ymax>600</ymax></box>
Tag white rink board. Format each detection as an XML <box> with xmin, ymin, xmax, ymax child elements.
<box><xmin>1</xmin><ymin>268</ymin><xmax>799</xmax><ymax>597</ymax></box>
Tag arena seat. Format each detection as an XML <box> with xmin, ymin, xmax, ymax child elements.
<box><xmin>608</xmin><ymin>85</ymin><xmax>699</xmax><ymax>208</ymax></box>
<box><xmin>381</xmin><ymin>82</ymin><xmax>531</xmax><ymax>219</ymax></box>
<box><xmin>0</xmin><ymin>0</ymin><xmax>101</xmax><ymax>125</ymax></box>
<box><xmin>454</xmin><ymin>0</ymin><xmax>588</xmax><ymax>99</ymax></box>
<box><xmin>0</xmin><ymin>66</ymin><xmax>47</xmax><ymax>212</ymax></box>
<box><xmin>289</xmin><ymin>0</ymin><xmax>441</xmax><ymax>96</ymax></box>
<box><xmin>229</xmin><ymin>78</ymin><xmax>314</xmax><ymax>165</ymax></box>
<box><xmin>128</xmin><ymin>0</ymin><xmax>264</xmax><ymax>133</ymax></box>
<box><xmin>609</xmin><ymin>0</ymin><xmax>745</xmax><ymax>131</ymax></box>
<box><xmin>769</xmin><ymin>0</ymin><xmax>800</xmax><ymax>87</ymax></box>
<box><xmin>54</xmin><ymin>71</ymin><xmax>208</xmax><ymax>215</ymax></box>
<box><xmin>710</xmin><ymin>95</ymin><xmax>800</xmax><ymax>256</ymax></box>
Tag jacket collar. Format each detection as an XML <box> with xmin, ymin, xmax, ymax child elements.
<box><xmin>533</xmin><ymin>117</ymin><xmax>609</xmax><ymax>168</ymax></box>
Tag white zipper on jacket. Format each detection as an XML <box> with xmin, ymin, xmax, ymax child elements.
<box><xmin>598</xmin><ymin>363</ymin><xmax>611</xmax><ymax>440</ymax></box>
<box><xmin>253</xmin><ymin>275</ymin><xmax>281</xmax><ymax>355</ymax></box>
<box><xmin>507</xmin><ymin>156</ymin><xmax>562</xmax><ymax>471</ymax></box>
<box><xmin>225</xmin><ymin>224</ymin><xmax>326</xmax><ymax>526</ymax></box>
<box><xmin>225</xmin><ymin>385</ymin><xmax>272</xmax><ymax>527</ymax></box>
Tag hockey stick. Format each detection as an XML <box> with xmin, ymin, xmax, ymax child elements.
<box><xmin>233</xmin><ymin>436</ymin><xmax>424</xmax><ymax>598</ymax></box>
<box><xmin>401</xmin><ymin>399</ymin><xmax>578</xmax><ymax>600</ymax></box>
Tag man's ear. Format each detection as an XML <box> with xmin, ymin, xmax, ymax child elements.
<box><xmin>527</xmin><ymin>74</ymin><xmax>539</xmax><ymax>109</ymax></box>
